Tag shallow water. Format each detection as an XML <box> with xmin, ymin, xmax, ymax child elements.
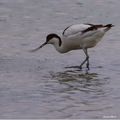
<box><xmin>0</xmin><ymin>0</ymin><xmax>120</xmax><ymax>119</ymax></box>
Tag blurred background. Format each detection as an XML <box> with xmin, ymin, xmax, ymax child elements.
<box><xmin>0</xmin><ymin>0</ymin><xmax>119</xmax><ymax>119</ymax></box>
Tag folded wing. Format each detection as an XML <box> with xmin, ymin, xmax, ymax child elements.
<box><xmin>62</xmin><ymin>23</ymin><xmax>113</xmax><ymax>37</ymax></box>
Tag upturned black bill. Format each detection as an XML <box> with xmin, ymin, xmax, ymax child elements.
<box><xmin>29</xmin><ymin>42</ymin><xmax>47</xmax><ymax>52</ymax></box>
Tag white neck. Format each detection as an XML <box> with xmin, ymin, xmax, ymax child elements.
<box><xmin>48</xmin><ymin>35</ymin><xmax>68</xmax><ymax>53</ymax></box>
<box><xmin>52</xmin><ymin>38</ymin><xmax>65</xmax><ymax>53</ymax></box>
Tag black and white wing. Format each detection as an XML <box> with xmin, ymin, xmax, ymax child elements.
<box><xmin>62</xmin><ymin>23</ymin><xmax>113</xmax><ymax>37</ymax></box>
<box><xmin>62</xmin><ymin>24</ymin><xmax>91</xmax><ymax>37</ymax></box>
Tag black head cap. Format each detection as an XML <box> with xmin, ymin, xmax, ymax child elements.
<box><xmin>46</xmin><ymin>33</ymin><xmax>62</xmax><ymax>46</ymax></box>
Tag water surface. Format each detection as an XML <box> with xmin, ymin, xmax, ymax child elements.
<box><xmin>0</xmin><ymin>0</ymin><xmax>120</xmax><ymax>119</ymax></box>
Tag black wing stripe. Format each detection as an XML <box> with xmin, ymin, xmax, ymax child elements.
<box><xmin>82</xmin><ymin>24</ymin><xmax>104</xmax><ymax>34</ymax></box>
<box><xmin>62</xmin><ymin>25</ymin><xmax>73</xmax><ymax>35</ymax></box>
<box><xmin>62</xmin><ymin>23</ymin><xmax>113</xmax><ymax>35</ymax></box>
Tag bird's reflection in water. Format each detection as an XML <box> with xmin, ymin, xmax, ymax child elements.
<box><xmin>50</xmin><ymin>69</ymin><xmax>111</xmax><ymax>114</ymax></box>
<box><xmin>50</xmin><ymin>69</ymin><xmax>109</xmax><ymax>96</ymax></box>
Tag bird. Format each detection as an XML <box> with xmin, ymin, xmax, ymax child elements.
<box><xmin>30</xmin><ymin>23</ymin><xmax>114</xmax><ymax>70</ymax></box>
